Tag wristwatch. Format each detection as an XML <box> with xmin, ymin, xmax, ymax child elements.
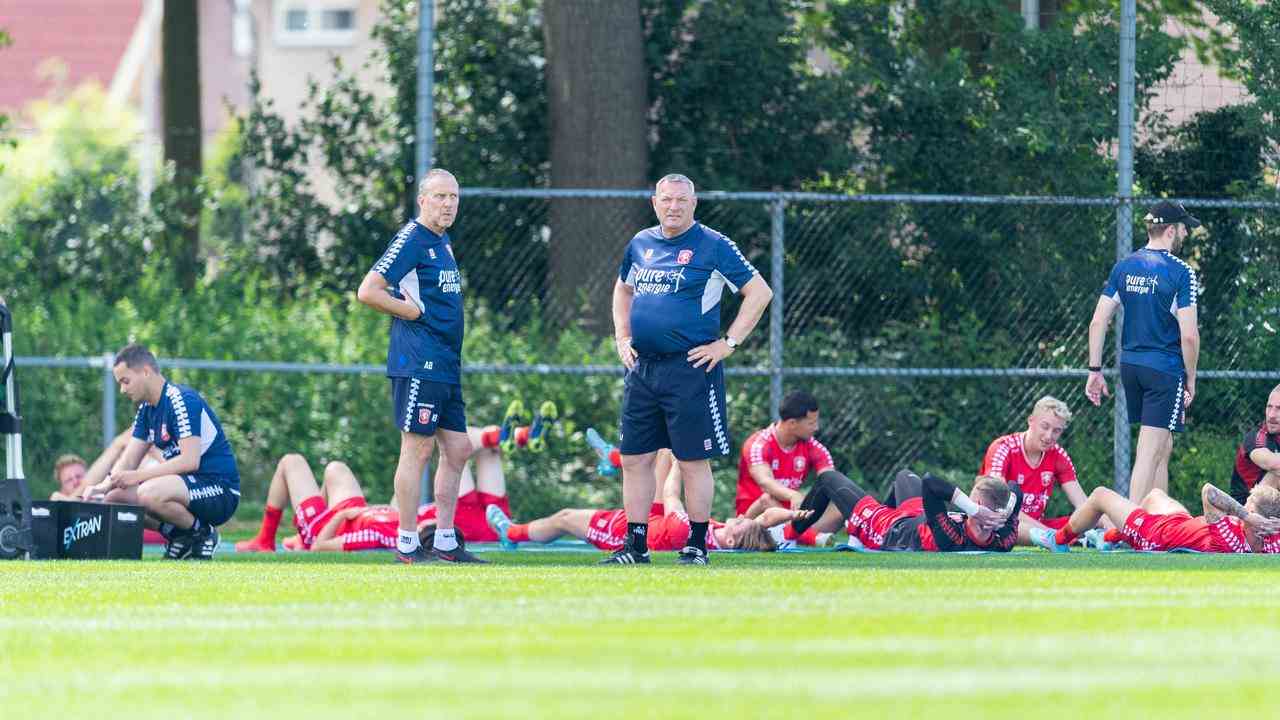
<box><xmin>724</xmin><ymin>336</ymin><xmax>739</xmax><ymax>349</ymax></box>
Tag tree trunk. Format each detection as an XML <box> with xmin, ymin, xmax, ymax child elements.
<box><xmin>162</xmin><ymin>0</ymin><xmax>202</xmax><ymax>289</ymax></box>
<box><xmin>543</xmin><ymin>0</ymin><xmax>650</xmax><ymax>331</ymax></box>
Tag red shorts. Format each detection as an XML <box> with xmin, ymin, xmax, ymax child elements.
<box><xmin>417</xmin><ymin>491</ymin><xmax>510</xmax><ymax>543</ymax></box>
<box><xmin>1039</xmin><ymin>515</ymin><xmax>1070</xmax><ymax>530</ymax></box>
<box><xmin>1122</xmin><ymin>509</ymin><xmax>1208</xmax><ymax>552</ymax></box>
<box><xmin>293</xmin><ymin>496</ymin><xmax>367</xmax><ymax>549</ymax></box>
<box><xmin>586</xmin><ymin>509</ymin><xmax>629</xmax><ymax>551</ymax></box>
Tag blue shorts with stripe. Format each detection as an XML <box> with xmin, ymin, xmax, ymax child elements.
<box><xmin>1121</xmin><ymin>362</ymin><xmax>1185</xmax><ymax>433</ymax></box>
<box><xmin>390</xmin><ymin>377</ymin><xmax>467</xmax><ymax>436</ymax></box>
<box><xmin>619</xmin><ymin>354</ymin><xmax>731</xmax><ymax>461</ymax></box>
<box><xmin>183</xmin><ymin>475</ymin><xmax>240</xmax><ymax>526</ymax></box>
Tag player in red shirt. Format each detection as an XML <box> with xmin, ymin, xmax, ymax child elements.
<box><xmin>236</xmin><ymin>418</ymin><xmax>542</xmax><ymax>552</ymax></box>
<box><xmin>1229</xmin><ymin>384</ymin><xmax>1280</xmax><ymax>504</ymax></box>
<box><xmin>1031</xmin><ymin>480</ymin><xmax>1280</xmax><ymax>553</ymax></box>
<box><xmin>980</xmin><ymin>396</ymin><xmax>1101</xmax><ymax>546</ymax></box>
<box><xmin>487</xmin><ymin>450</ymin><xmax>799</xmax><ymax>554</ymax></box>
<box><xmin>736</xmin><ymin>391</ymin><xmax>836</xmax><ymax>515</ymax></box>
<box><xmin>233</xmin><ymin>452</ymin><xmax>401</xmax><ymax>552</ymax></box>
<box><xmin>788</xmin><ymin>468</ymin><xmax>1021</xmax><ymax>552</ymax></box>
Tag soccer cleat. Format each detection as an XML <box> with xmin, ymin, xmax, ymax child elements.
<box><xmin>527</xmin><ymin>401</ymin><xmax>558</xmax><ymax>453</ymax></box>
<box><xmin>485</xmin><ymin>504</ymin><xmax>518</xmax><ymax>551</ymax></box>
<box><xmin>499</xmin><ymin>399</ymin><xmax>527</xmax><ymax>453</ymax></box>
<box><xmin>163</xmin><ymin>529</ymin><xmax>197</xmax><ymax>560</ymax></box>
<box><xmin>677</xmin><ymin>546</ymin><xmax>709</xmax><ymax>565</ymax></box>
<box><xmin>234</xmin><ymin>536</ymin><xmax>275</xmax><ymax>553</ymax></box>
<box><xmin>586</xmin><ymin>427</ymin><xmax>619</xmax><ymax>477</ymax></box>
<box><xmin>192</xmin><ymin>527</ymin><xmax>220</xmax><ymax>560</ymax></box>
<box><xmin>431</xmin><ymin>545</ymin><xmax>489</xmax><ymax>564</ymax></box>
<box><xmin>396</xmin><ymin>545</ymin><xmax>435</xmax><ymax>564</ymax></box>
<box><xmin>1029</xmin><ymin>527</ymin><xmax>1071</xmax><ymax>553</ymax></box>
<box><xmin>1083</xmin><ymin>528</ymin><xmax>1125</xmax><ymax>552</ymax></box>
<box><xmin>599</xmin><ymin>548</ymin><xmax>650</xmax><ymax>565</ymax></box>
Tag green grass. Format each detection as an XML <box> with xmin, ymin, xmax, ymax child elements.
<box><xmin>4</xmin><ymin>550</ymin><xmax>1280</xmax><ymax>718</ymax></box>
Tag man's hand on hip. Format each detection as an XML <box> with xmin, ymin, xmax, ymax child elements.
<box><xmin>688</xmin><ymin>339</ymin><xmax>733</xmax><ymax>372</ymax></box>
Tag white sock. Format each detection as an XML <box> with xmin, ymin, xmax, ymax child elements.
<box><xmin>433</xmin><ymin>528</ymin><xmax>458</xmax><ymax>552</ymax></box>
<box><xmin>397</xmin><ymin>529</ymin><xmax>419</xmax><ymax>554</ymax></box>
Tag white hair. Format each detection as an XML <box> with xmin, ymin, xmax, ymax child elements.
<box><xmin>418</xmin><ymin>168</ymin><xmax>458</xmax><ymax>194</ymax></box>
<box><xmin>655</xmin><ymin>173</ymin><xmax>695</xmax><ymax>195</ymax></box>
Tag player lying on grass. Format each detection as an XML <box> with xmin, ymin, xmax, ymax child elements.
<box><xmin>237</xmin><ymin>418</ymin><xmax>547</xmax><ymax>552</ymax></box>
<box><xmin>486</xmin><ymin>450</ymin><xmax>807</xmax><ymax>556</ymax></box>
<box><xmin>586</xmin><ymin>425</ymin><xmax>831</xmax><ymax>547</ymax></box>
<box><xmin>52</xmin><ymin>432</ymin><xmax>168</xmax><ymax>544</ymax></box>
<box><xmin>979</xmin><ymin>395</ymin><xmax>1111</xmax><ymax>545</ymax></box>
<box><xmin>234</xmin><ymin>453</ymin><xmax>425</xmax><ymax>552</ymax></box>
<box><xmin>786</xmin><ymin>469</ymin><xmax>1022</xmax><ymax>552</ymax></box>
<box><xmin>52</xmin><ymin>431</ymin><xmax>156</xmax><ymax>500</ymax></box>
<box><xmin>1030</xmin><ymin>475</ymin><xmax>1280</xmax><ymax>554</ymax></box>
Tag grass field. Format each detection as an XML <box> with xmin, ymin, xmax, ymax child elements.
<box><xmin>4</xmin><ymin>548</ymin><xmax>1279</xmax><ymax>719</ymax></box>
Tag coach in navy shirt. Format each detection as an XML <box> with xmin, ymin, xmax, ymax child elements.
<box><xmin>356</xmin><ymin>168</ymin><xmax>483</xmax><ymax>564</ymax></box>
<box><xmin>607</xmin><ymin>173</ymin><xmax>773</xmax><ymax>565</ymax></box>
<box><xmin>1086</xmin><ymin>200</ymin><xmax>1201</xmax><ymax>502</ymax></box>
<box><xmin>85</xmin><ymin>344</ymin><xmax>240</xmax><ymax>560</ymax></box>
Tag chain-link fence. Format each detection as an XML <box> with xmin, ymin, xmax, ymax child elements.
<box><xmin>16</xmin><ymin>190</ymin><xmax>1280</xmax><ymax>518</ymax></box>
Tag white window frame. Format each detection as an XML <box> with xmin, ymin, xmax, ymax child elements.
<box><xmin>273</xmin><ymin>1</ymin><xmax>358</xmax><ymax>48</ymax></box>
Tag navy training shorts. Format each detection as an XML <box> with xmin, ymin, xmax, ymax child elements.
<box><xmin>1121</xmin><ymin>362</ymin><xmax>1186</xmax><ymax>433</ymax></box>
<box><xmin>619</xmin><ymin>354</ymin><xmax>731</xmax><ymax>461</ymax></box>
<box><xmin>390</xmin><ymin>376</ymin><xmax>467</xmax><ymax>436</ymax></box>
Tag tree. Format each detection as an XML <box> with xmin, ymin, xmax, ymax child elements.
<box><xmin>0</xmin><ymin>29</ymin><xmax>12</xmax><ymax>164</ymax></box>
<box><xmin>542</xmin><ymin>0</ymin><xmax>650</xmax><ymax>330</ymax></box>
<box><xmin>1206</xmin><ymin>0</ymin><xmax>1280</xmax><ymax>184</ymax></box>
<box><xmin>162</xmin><ymin>1</ymin><xmax>203</xmax><ymax>289</ymax></box>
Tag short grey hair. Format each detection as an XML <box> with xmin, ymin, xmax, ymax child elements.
<box><xmin>655</xmin><ymin>173</ymin><xmax>695</xmax><ymax>195</ymax></box>
<box><xmin>418</xmin><ymin>168</ymin><xmax>458</xmax><ymax>194</ymax></box>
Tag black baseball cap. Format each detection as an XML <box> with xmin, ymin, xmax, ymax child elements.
<box><xmin>1143</xmin><ymin>200</ymin><xmax>1201</xmax><ymax>228</ymax></box>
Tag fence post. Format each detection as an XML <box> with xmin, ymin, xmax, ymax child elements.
<box><xmin>1113</xmin><ymin>0</ymin><xmax>1137</xmax><ymax>494</ymax></box>
<box><xmin>101</xmin><ymin>352</ymin><xmax>116</xmax><ymax>449</ymax></box>
<box><xmin>769</xmin><ymin>199</ymin><xmax>786</xmax><ymax>421</ymax></box>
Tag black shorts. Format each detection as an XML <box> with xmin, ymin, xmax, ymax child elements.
<box><xmin>1121</xmin><ymin>363</ymin><xmax>1185</xmax><ymax>433</ymax></box>
<box><xmin>619</xmin><ymin>355</ymin><xmax>730</xmax><ymax>461</ymax></box>
<box><xmin>390</xmin><ymin>377</ymin><xmax>467</xmax><ymax>436</ymax></box>
<box><xmin>183</xmin><ymin>475</ymin><xmax>240</xmax><ymax>526</ymax></box>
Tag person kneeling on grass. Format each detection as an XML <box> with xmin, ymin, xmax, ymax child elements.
<box><xmin>486</xmin><ymin>450</ymin><xmax>805</xmax><ymax>554</ymax></box>
<box><xmin>1030</xmin><ymin>477</ymin><xmax>1280</xmax><ymax>554</ymax></box>
<box><xmin>787</xmin><ymin>469</ymin><xmax>1022</xmax><ymax>552</ymax></box>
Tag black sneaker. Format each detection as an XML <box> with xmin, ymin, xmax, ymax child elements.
<box><xmin>396</xmin><ymin>545</ymin><xmax>435</xmax><ymax>564</ymax></box>
<box><xmin>431</xmin><ymin>545</ymin><xmax>488</xmax><ymax>564</ymax></box>
<box><xmin>676</xmin><ymin>546</ymin><xmax>709</xmax><ymax>565</ymax></box>
<box><xmin>163</xmin><ymin>529</ymin><xmax>198</xmax><ymax>560</ymax></box>
<box><xmin>599</xmin><ymin>548</ymin><xmax>651</xmax><ymax>565</ymax></box>
<box><xmin>191</xmin><ymin>527</ymin><xmax>220</xmax><ymax>560</ymax></box>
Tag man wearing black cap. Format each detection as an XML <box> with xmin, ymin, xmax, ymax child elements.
<box><xmin>1084</xmin><ymin>200</ymin><xmax>1201</xmax><ymax>502</ymax></box>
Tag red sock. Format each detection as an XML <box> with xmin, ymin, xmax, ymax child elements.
<box><xmin>1055</xmin><ymin>525</ymin><xmax>1080</xmax><ymax>546</ymax></box>
<box><xmin>507</xmin><ymin>524</ymin><xmax>531</xmax><ymax>542</ymax></box>
<box><xmin>797</xmin><ymin>527</ymin><xmax>819</xmax><ymax>546</ymax></box>
<box><xmin>609</xmin><ymin>448</ymin><xmax>621</xmax><ymax>468</ymax></box>
<box><xmin>258</xmin><ymin>505</ymin><xmax>283</xmax><ymax>543</ymax></box>
<box><xmin>1104</xmin><ymin>528</ymin><xmax>1124</xmax><ymax>543</ymax></box>
<box><xmin>514</xmin><ymin>426</ymin><xmax>530</xmax><ymax>447</ymax></box>
<box><xmin>480</xmin><ymin>425</ymin><xmax>500</xmax><ymax>448</ymax></box>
